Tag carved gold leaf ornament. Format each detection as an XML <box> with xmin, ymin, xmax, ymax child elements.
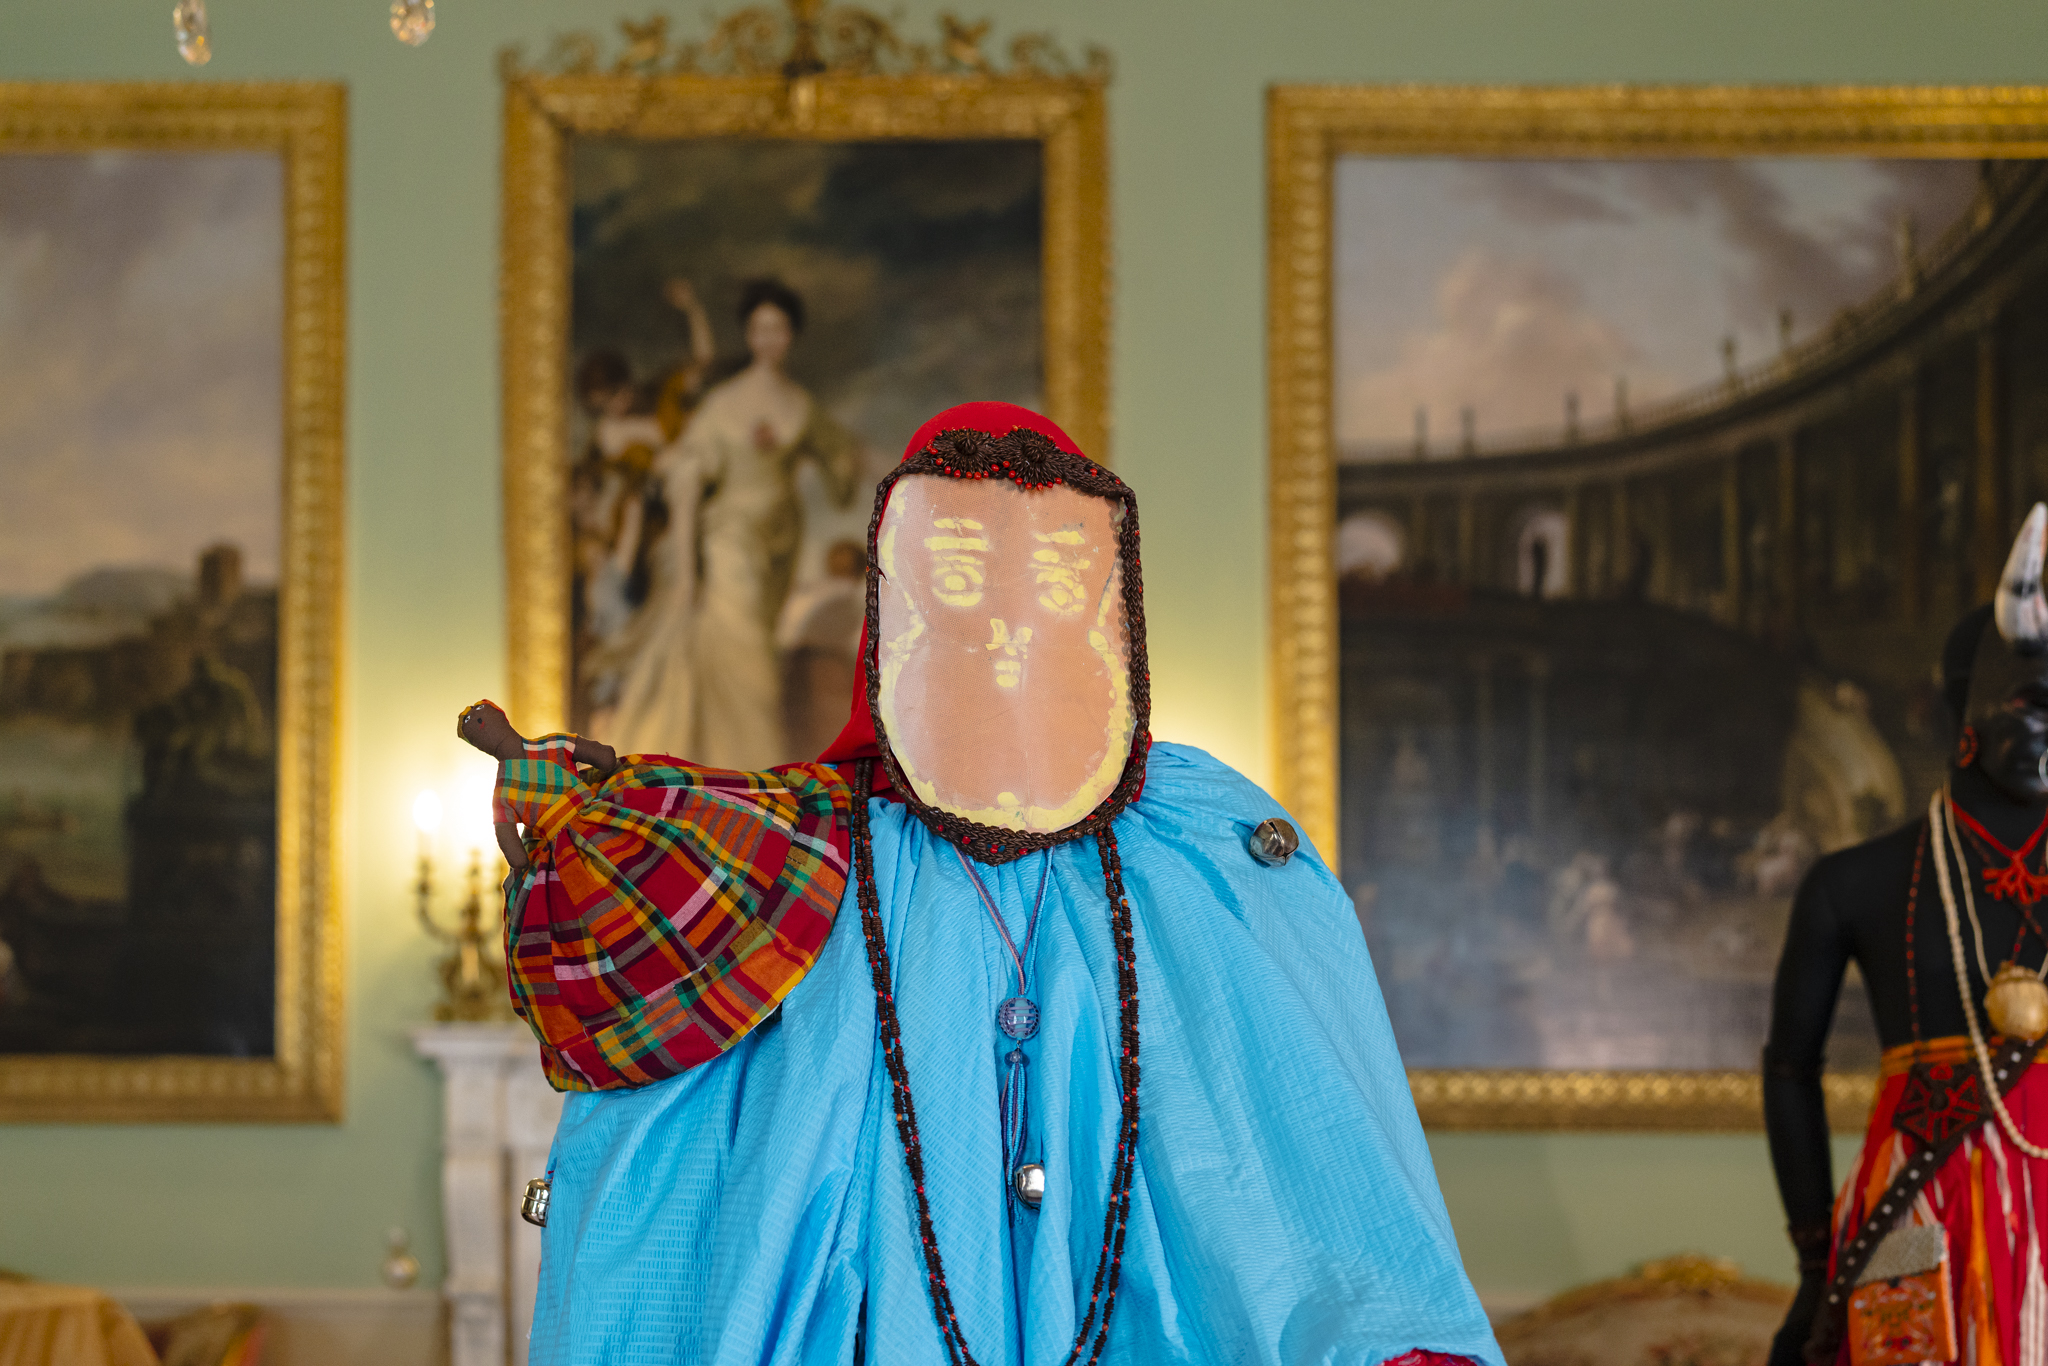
<box><xmin>496</xmin><ymin>1</ymin><xmax>1112</xmax><ymax>82</ymax></box>
<box><xmin>1493</xmin><ymin>1252</ymin><xmax>1794</xmax><ymax>1351</ymax></box>
<box><xmin>499</xmin><ymin>6</ymin><xmax>1110</xmax><ymax>736</ymax></box>
<box><xmin>0</xmin><ymin>82</ymin><xmax>347</xmax><ymax>1123</ymax></box>
<box><xmin>1268</xmin><ymin>83</ymin><xmax>2048</xmax><ymax>1131</ymax></box>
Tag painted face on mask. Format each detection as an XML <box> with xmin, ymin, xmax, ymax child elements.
<box><xmin>874</xmin><ymin>473</ymin><xmax>1133</xmax><ymax>833</ymax></box>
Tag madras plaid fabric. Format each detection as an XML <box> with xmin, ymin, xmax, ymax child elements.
<box><xmin>497</xmin><ymin>737</ymin><xmax>852</xmax><ymax>1091</ymax></box>
<box><xmin>493</xmin><ymin>734</ymin><xmax>578</xmax><ymax>823</ymax></box>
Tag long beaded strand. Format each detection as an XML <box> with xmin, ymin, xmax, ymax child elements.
<box><xmin>1906</xmin><ymin>822</ymin><xmax>1927</xmax><ymax>1044</ymax></box>
<box><xmin>850</xmin><ymin>759</ymin><xmax>1143</xmax><ymax>1366</ymax></box>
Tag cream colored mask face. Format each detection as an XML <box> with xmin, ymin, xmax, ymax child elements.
<box><xmin>876</xmin><ymin>473</ymin><xmax>1134</xmax><ymax>833</ymax></box>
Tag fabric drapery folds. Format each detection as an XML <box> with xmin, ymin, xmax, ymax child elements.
<box><xmin>496</xmin><ymin>735</ymin><xmax>850</xmax><ymax>1091</ymax></box>
<box><xmin>519</xmin><ymin>402</ymin><xmax>1504</xmax><ymax>1366</ymax></box>
<box><xmin>1827</xmin><ymin>1037</ymin><xmax>2048</xmax><ymax>1366</ymax></box>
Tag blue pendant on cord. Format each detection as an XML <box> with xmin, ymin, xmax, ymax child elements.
<box><xmin>997</xmin><ymin>995</ymin><xmax>1040</xmax><ymax>1040</ymax></box>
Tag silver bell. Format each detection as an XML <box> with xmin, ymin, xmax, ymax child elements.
<box><xmin>1248</xmin><ymin>818</ymin><xmax>1299</xmax><ymax>867</ymax></box>
<box><xmin>1012</xmin><ymin>1162</ymin><xmax>1045</xmax><ymax>1208</ymax></box>
<box><xmin>521</xmin><ymin>1177</ymin><xmax>552</xmax><ymax>1228</ymax></box>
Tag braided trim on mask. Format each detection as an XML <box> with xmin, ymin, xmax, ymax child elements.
<box><xmin>862</xmin><ymin>426</ymin><xmax>1150</xmax><ymax>865</ymax></box>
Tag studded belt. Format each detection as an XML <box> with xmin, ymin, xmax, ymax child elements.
<box><xmin>1805</xmin><ymin>1035</ymin><xmax>2042</xmax><ymax>1364</ymax></box>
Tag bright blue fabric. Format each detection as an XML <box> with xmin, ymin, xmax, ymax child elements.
<box><xmin>529</xmin><ymin>743</ymin><xmax>1502</xmax><ymax>1366</ymax></box>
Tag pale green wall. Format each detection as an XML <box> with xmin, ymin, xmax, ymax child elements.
<box><xmin>0</xmin><ymin>0</ymin><xmax>2032</xmax><ymax>1301</ymax></box>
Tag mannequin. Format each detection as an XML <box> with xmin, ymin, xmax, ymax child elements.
<box><xmin>1766</xmin><ymin>505</ymin><xmax>2048</xmax><ymax>1366</ymax></box>
<box><xmin>484</xmin><ymin>403</ymin><xmax>1504</xmax><ymax>1366</ymax></box>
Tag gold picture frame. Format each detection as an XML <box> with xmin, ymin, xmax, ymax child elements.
<box><xmin>0</xmin><ymin>82</ymin><xmax>347</xmax><ymax>1122</ymax></box>
<box><xmin>500</xmin><ymin>6</ymin><xmax>1111</xmax><ymax>731</ymax></box>
<box><xmin>1267</xmin><ymin>84</ymin><xmax>2048</xmax><ymax>1130</ymax></box>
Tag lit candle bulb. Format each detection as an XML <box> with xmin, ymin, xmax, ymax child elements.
<box><xmin>412</xmin><ymin>789</ymin><xmax>443</xmax><ymax>924</ymax></box>
<box><xmin>412</xmin><ymin>789</ymin><xmax>443</xmax><ymax>851</ymax></box>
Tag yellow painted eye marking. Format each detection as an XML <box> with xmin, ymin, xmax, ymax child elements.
<box><xmin>1029</xmin><ymin>524</ymin><xmax>1091</xmax><ymax>615</ymax></box>
<box><xmin>926</xmin><ymin>516</ymin><xmax>989</xmax><ymax>607</ymax></box>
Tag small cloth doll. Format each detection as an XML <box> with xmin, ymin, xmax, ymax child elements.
<box><xmin>457</xmin><ymin>701</ymin><xmax>618</xmax><ymax>888</ymax></box>
<box><xmin>454</xmin><ymin>700</ymin><xmax>849</xmax><ymax>1091</ymax></box>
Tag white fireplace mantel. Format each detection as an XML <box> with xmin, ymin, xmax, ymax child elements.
<box><xmin>411</xmin><ymin>1023</ymin><xmax>564</xmax><ymax>1366</ymax></box>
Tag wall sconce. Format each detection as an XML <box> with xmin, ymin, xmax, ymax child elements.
<box><xmin>413</xmin><ymin>788</ymin><xmax>506</xmax><ymax>1022</ymax></box>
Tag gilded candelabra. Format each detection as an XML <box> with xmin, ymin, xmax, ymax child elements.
<box><xmin>414</xmin><ymin>792</ymin><xmax>510</xmax><ymax>1023</ymax></box>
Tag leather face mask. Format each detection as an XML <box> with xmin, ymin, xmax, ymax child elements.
<box><xmin>875</xmin><ymin>473</ymin><xmax>1133</xmax><ymax>834</ymax></box>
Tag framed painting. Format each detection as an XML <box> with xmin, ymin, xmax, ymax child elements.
<box><xmin>0</xmin><ymin>83</ymin><xmax>346</xmax><ymax>1122</ymax></box>
<box><xmin>1268</xmin><ymin>86</ymin><xmax>2048</xmax><ymax>1128</ymax></box>
<box><xmin>500</xmin><ymin>5</ymin><xmax>1109</xmax><ymax>760</ymax></box>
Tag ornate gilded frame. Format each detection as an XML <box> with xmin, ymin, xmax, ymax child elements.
<box><xmin>0</xmin><ymin>83</ymin><xmax>347</xmax><ymax>1122</ymax></box>
<box><xmin>500</xmin><ymin>7</ymin><xmax>1111</xmax><ymax>730</ymax></box>
<box><xmin>1267</xmin><ymin>84</ymin><xmax>2048</xmax><ymax>1130</ymax></box>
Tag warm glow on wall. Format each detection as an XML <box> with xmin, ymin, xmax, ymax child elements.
<box><xmin>412</xmin><ymin>789</ymin><xmax>443</xmax><ymax>836</ymax></box>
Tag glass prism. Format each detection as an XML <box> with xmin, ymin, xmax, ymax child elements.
<box><xmin>390</xmin><ymin>0</ymin><xmax>434</xmax><ymax>47</ymax></box>
<box><xmin>172</xmin><ymin>0</ymin><xmax>210</xmax><ymax>66</ymax></box>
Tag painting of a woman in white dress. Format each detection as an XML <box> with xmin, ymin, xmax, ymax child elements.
<box><xmin>594</xmin><ymin>279</ymin><xmax>860</xmax><ymax>767</ymax></box>
<box><xmin>566</xmin><ymin>138</ymin><xmax>1045</xmax><ymax>765</ymax></box>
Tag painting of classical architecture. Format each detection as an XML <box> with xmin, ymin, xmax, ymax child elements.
<box><xmin>566</xmin><ymin>139</ymin><xmax>1043</xmax><ymax>767</ymax></box>
<box><xmin>0</xmin><ymin>152</ymin><xmax>283</xmax><ymax>1057</ymax></box>
<box><xmin>1334</xmin><ymin>156</ymin><xmax>2041</xmax><ymax>1072</ymax></box>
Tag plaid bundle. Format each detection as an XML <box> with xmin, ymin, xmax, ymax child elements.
<box><xmin>497</xmin><ymin>737</ymin><xmax>852</xmax><ymax>1091</ymax></box>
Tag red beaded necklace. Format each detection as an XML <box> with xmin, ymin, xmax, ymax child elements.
<box><xmin>1948</xmin><ymin>797</ymin><xmax>2048</xmax><ymax>906</ymax></box>
<box><xmin>1915</xmin><ymin>802</ymin><xmax>2048</xmax><ymax>1040</ymax></box>
<box><xmin>849</xmin><ymin>427</ymin><xmax>1151</xmax><ymax>1365</ymax></box>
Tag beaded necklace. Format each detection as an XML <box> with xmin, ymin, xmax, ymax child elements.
<box><xmin>851</xmin><ymin>762</ymin><xmax>1141</xmax><ymax>1366</ymax></box>
<box><xmin>847</xmin><ymin>426</ymin><xmax>1152</xmax><ymax>1364</ymax></box>
<box><xmin>1945</xmin><ymin>796</ymin><xmax>2048</xmax><ymax>969</ymax></box>
<box><xmin>1906</xmin><ymin>822</ymin><xmax>1927</xmax><ymax>1043</ymax></box>
<box><xmin>1950</xmin><ymin>798</ymin><xmax>2048</xmax><ymax>905</ymax></box>
<box><xmin>1906</xmin><ymin>807</ymin><xmax>2048</xmax><ymax>1045</ymax></box>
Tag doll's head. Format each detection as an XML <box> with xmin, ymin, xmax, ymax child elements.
<box><xmin>456</xmin><ymin>700</ymin><xmax>524</xmax><ymax>762</ymax></box>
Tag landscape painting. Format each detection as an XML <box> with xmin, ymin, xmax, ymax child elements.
<box><xmin>1331</xmin><ymin>153</ymin><xmax>2048</xmax><ymax>1077</ymax></box>
<box><xmin>0</xmin><ymin>149</ymin><xmax>283</xmax><ymax>1058</ymax></box>
<box><xmin>565</xmin><ymin>138</ymin><xmax>1043</xmax><ymax>768</ymax></box>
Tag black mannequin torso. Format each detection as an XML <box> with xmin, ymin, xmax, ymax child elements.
<box><xmin>1764</xmin><ymin>762</ymin><xmax>2048</xmax><ymax>1364</ymax></box>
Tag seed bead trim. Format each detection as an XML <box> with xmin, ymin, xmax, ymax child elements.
<box><xmin>851</xmin><ymin>758</ymin><xmax>1143</xmax><ymax>1366</ymax></box>
<box><xmin>1907</xmin><ymin>821</ymin><xmax>1927</xmax><ymax>1043</ymax></box>
<box><xmin>863</xmin><ymin>426</ymin><xmax>1151</xmax><ymax>868</ymax></box>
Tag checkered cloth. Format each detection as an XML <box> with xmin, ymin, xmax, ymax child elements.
<box><xmin>496</xmin><ymin>736</ymin><xmax>851</xmax><ymax>1091</ymax></box>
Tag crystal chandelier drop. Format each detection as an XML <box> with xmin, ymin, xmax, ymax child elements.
<box><xmin>390</xmin><ymin>0</ymin><xmax>435</xmax><ymax>46</ymax></box>
<box><xmin>171</xmin><ymin>0</ymin><xmax>211</xmax><ymax>65</ymax></box>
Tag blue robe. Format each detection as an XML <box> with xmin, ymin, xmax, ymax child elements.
<box><xmin>529</xmin><ymin>743</ymin><xmax>1502</xmax><ymax>1366</ymax></box>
